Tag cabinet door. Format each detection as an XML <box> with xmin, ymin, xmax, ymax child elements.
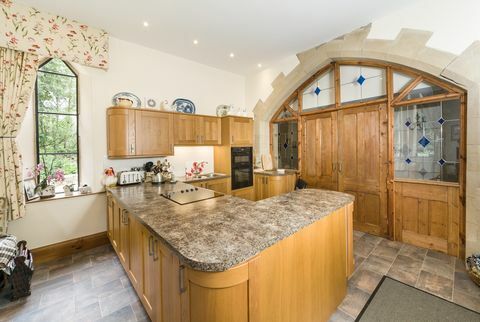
<box><xmin>205</xmin><ymin>178</ymin><xmax>230</xmax><ymax>194</ymax></box>
<box><xmin>200</xmin><ymin>116</ymin><xmax>222</xmax><ymax>145</ymax></box>
<box><xmin>266</xmin><ymin>176</ymin><xmax>285</xmax><ymax>199</ymax></box>
<box><xmin>142</xmin><ymin>228</ymin><xmax>164</xmax><ymax>321</ymax></box>
<box><xmin>174</xmin><ymin>114</ymin><xmax>198</xmax><ymax>145</ymax></box>
<box><xmin>128</xmin><ymin>215</ymin><xmax>143</xmax><ymax>293</ymax></box>
<box><xmin>254</xmin><ymin>175</ymin><xmax>266</xmax><ymax>201</ymax></box>
<box><xmin>232</xmin><ymin>187</ymin><xmax>255</xmax><ymax>201</ymax></box>
<box><xmin>107</xmin><ymin>108</ymin><xmax>136</xmax><ymax>157</ymax></box>
<box><xmin>112</xmin><ymin>199</ymin><xmax>121</xmax><ymax>251</ymax></box>
<box><xmin>230</xmin><ymin>117</ymin><xmax>253</xmax><ymax>146</ymax></box>
<box><xmin>136</xmin><ymin>110</ymin><xmax>174</xmax><ymax>156</ymax></box>
<box><xmin>118</xmin><ymin>208</ymin><xmax>130</xmax><ymax>268</ymax></box>
<box><xmin>302</xmin><ymin>112</ymin><xmax>337</xmax><ymax>190</ymax></box>
<box><xmin>107</xmin><ymin>194</ymin><xmax>113</xmax><ymax>242</ymax></box>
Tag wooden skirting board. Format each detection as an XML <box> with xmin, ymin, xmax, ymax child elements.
<box><xmin>31</xmin><ymin>231</ymin><xmax>109</xmax><ymax>265</ymax></box>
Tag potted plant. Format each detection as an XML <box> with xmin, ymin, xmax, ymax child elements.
<box><xmin>26</xmin><ymin>163</ymin><xmax>65</xmax><ymax>198</ymax></box>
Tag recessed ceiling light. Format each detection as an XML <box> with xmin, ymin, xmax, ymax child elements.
<box><xmin>143</xmin><ymin>21</ymin><xmax>149</xmax><ymax>27</ymax></box>
<box><xmin>229</xmin><ymin>53</ymin><xmax>235</xmax><ymax>58</ymax></box>
<box><xmin>257</xmin><ymin>63</ymin><xmax>262</xmax><ymax>68</ymax></box>
<box><xmin>193</xmin><ymin>39</ymin><xmax>199</xmax><ymax>45</ymax></box>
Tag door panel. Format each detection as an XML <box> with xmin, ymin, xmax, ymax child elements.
<box><xmin>394</xmin><ymin>181</ymin><xmax>460</xmax><ymax>256</ymax></box>
<box><xmin>302</xmin><ymin>112</ymin><xmax>337</xmax><ymax>190</ymax></box>
<box><xmin>338</xmin><ymin>104</ymin><xmax>388</xmax><ymax>236</ymax></box>
<box><xmin>136</xmin><ymin>110</ymin><xmax>174</xmax><ymax>155</ymax></box>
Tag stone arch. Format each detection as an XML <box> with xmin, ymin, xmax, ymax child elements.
<box><xmin>253</xmin><ymin>24</ymin><xmax>480</xmax><ymax>256</ymax></box>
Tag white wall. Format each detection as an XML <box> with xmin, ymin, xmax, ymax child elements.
<box><xmin>12</xmin><ymin>36</ymin><xmax>246</xmax><ymax>248</ymax></box>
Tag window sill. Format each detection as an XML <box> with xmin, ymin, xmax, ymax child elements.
<box><xmin>26</xmin><ymin>191</ymin><xmax>105</xmax><ymax>204</ymax></box>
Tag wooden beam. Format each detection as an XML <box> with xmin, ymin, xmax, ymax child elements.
<box><xmin>392</xmin><ymin>92</ymin><xmax>461</xmax><ymax>107</ymax></box>
<box><xmin>391</xmin><ymin>75</ymin><xmax>423</xmax><ymax>104</ymax></box>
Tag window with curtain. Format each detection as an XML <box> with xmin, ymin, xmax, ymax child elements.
<box><xmin>35</xmin><ymin>58</ymin><xmax>79</xmax><ymax>192</ymax></box>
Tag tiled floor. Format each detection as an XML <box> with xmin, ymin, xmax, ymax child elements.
<box><xmin>0</xmin><ymin>245</ymin><xmax>149</xmax><ymax>322</ymax></box>
<box><xmin>0</xmin><ymin>232</ymin><xmax>479</xmax><ymax>322</ymax></box>
<box><xmin>329</xmin><ymin>231</ymin><xmax>480</xmax><ymax>321</ymax></box>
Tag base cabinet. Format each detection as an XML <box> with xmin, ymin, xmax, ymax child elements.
<box><xmin>231</xmin><ymin>186</ymin><xmax>255</xmax><ymax>201</ymax></box>
<box><xmin>189</xmin><ymin>178</ymin><xmax>231</xmax><ymax>195</ymax></box>
<box><xmin>108</xmin><ymin>195</ymin><xmax>353</xmax><ymax>322</ymax></box>
<box><xmin>254</xmin><ymin>173</ymin><xmax>296</xmax><ymax>201</ymax></box>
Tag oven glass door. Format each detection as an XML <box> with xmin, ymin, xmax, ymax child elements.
<box><xmin>232</xmin><ymin>167</ymin><xmax>253</xmax><ymax>190</ymax></box>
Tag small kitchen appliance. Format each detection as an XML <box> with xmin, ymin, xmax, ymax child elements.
<box><xmin>117</xmin><ymin>170</ymin><xmax>145</xmax><ymax>185</ymax></box>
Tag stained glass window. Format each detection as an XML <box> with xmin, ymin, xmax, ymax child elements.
<box><xmin>272</xmin><ymin>121</ymin><xmax>298</xmax><ymax>169</ymax></box>
<box><xmin>340</xmin><ymin>65</ymin><xmax>386</xmax><ymax>104</ymax></box>
<box><xmin>302</xmin><ymin>69</ymin><xmax>335</xmax><ymax>112</ymax></box>
<box><xmin>394</xmin><ymin>99</ymin><xmax>460</xmax><ymax>182</ymax></box>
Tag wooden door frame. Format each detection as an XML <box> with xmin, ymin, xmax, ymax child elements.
<box><xmin>268</xmin><ymin>60</ymin><xmax>466</xmax><ymax>253</ymax></box>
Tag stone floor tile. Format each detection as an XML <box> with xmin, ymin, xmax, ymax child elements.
<box><xmin>131</xmin><ymin>299</ymin><xmax>151</xmax><ymax>321</ymax></box>
<box><xmin>97</xmin><ymin>304</ymin><xmax>136</xmax><ymax>322</ymax></box>
<box><xmin>72</xmin><ymin>301</ymin><xmax>102</xmax><ymax>321</ymax></box>
<box><xmin>360</xmin><ymin>254</ymin><xmax>393</xmax><ymax>275</ymax></box>
<box><xmin>99</xmin><ymin>285</ymin><xmax>139</xmax><ymax>317</ymax></box>
<box><xmin>338</xmin><ymin>285</ymin><xmax>370</xmax><ymax>318</ymax></box>
<box><xmin>353</xmin><ymin>239</ymin><xmax>376</xmax><ymax>258</ymax></box>
<box><xmin>454</xmin><ymin>271</ymin><xmax>480</xmax><ymax>299</ymax></box>
<box><xmin>348</xmin><ymin>268</ymin><xmax>383</xmax><ymax>294</ymax></box>
<box><xmin>387</xmin><ymin>255</ymin><xmax>423</xmax><ymax>286</ymax></box>
<box><xmin>32</xmin><ymin>273</ymin><xmax>74</xmax><ymax>296</ymax></box>
<box><xmin>453</xmin><ymin>288</ymin><xmax>480</xmax><ymax>313</ymax></box>
<box><xmin>455</xmin><ymin>258</ymin><xmax>467</xmax><ymax>272</ymax></box>
<box><xmin>12</xmin><ymin>297</ymin><xmax>75</xmax><ymax>322</ymax></box>
<box><xmin>416</xmin><ymin>270</ymin><xmax>453</xmax><ymax>300</ymax></box>
<box><xmin>48</xmin><ymin>254</ymin><xmax>92</xmax><ymax>280</ymax></box>
<box><xmin>370</xmin><ymin>242</ymin><xmax>400</xmax><ymax>261</ymax></box>
<box><xmin>398</xmin><ymin>244</ymin><xmax>427</xmax><ymax>262</ymax></box>
<box><xmin>426</xmin><ymin>249</ymin><xmax>455</xmax><ymax>266</ymax></box>
<box><xmin>328</xmin><ymin>308</ymin><xmax>355</xmax><ymax>322</ymax></box>
<box><xmin>359</xmin><ymin>233</ymin><xmax>383</xmax><ymax>246</ymax></box>
<box><xmin>353</xmin><ymin>255</ymin><xmax>366</xmax><ymax>271</ymax></box>
<box><xmin>422</xmin><ymin>256</ymin><xmax>455</xmax><ymax>279</ymax></box>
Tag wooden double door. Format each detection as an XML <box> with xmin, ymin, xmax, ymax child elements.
<box><xmin>302</xmin><ymin>104</ymin><xmax>388</xmax><ymax>236</ymax></box>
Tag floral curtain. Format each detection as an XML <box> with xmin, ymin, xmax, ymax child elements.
<box><xmin>1</xmin><ymin>0</ymin><xmax>109</xmax><ymax>69</ymax></box>
<box><xmin>0</xmin><ymin>47</ymin><xmax>39</xmax><ymax>234</ymax></box>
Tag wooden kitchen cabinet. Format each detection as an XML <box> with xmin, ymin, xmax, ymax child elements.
<box><xmin>174</xmin><ymin>114</ymin><xmax>222</xmax><ymax>145</ymax></box>
<box><xmin>118</xmin><ymin>207</ymin><xmax>130</xmax><ymax>268</ymax></box>
<box><xmin>107</xmin><ymin>193</ymin><xmax>114</xmax><ymax>243</ymax></box>
<box><xmin>141</xmin><ymin>226</ymin><xmax>161</xmax><ymax>320</ymax></box>
<box><xmin>231</xmin><ymin>186</ymin><xmax>255</xmax><ymax>201</ymax></box>
<box><xmin>254</xmin><ymin>172</ymin><xmax>296</xmax><ymax>201</ymax></box>
<box><xmin>221</xmin><ymin>116</ymin><xmax>253</xmax><ymax>146</ymax></box>
<box><xmin>189</xmin><ymin>177</ymin><xmax>231</xmax><ymax>195</ymax></box>
<box><xmin>135</xmin><ymin>110</ymin><xmax>174</xmax><ymax>156</ymax></box>
<box><xmin>107</xmin><ymin>108</ymin><xmax>136</xmax><ymax>157</ymax></box>
<box><xmin>112</xmin><ymin>198</ymin><xmax>121</xmax><ymax>251</ymax></box>
<box><xmin>128</xmin><ymin>214</ymin><xmax>143</xmax><ymax>293</ymax></box>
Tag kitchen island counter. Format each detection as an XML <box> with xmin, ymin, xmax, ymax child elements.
<box><xmin>108</xmin><ymin>182</ymin><xmax>353</xmax><ymax>272</ymax></box>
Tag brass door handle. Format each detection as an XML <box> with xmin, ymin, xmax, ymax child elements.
<box><xmin>179</xmin><ymin>265</ymin><xmax>186</xmax><ymax>293</ymax></box>
<box><xmin>153</xmin><ymin>240</ymin><xmax>159</xmax><ymax>261</ymax></box>
<box><xmin>338</xmin><ymin>162</ymin><xmax>343</xmax><ymax>173</ymax></box>
<box><xmin>148</xmin><ymin>235</ymin><xmax>154</xmax><ymax>257</ymax></box>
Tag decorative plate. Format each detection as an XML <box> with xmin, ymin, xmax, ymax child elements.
<box><xmin>172</xmin><ymin>98</ymin><xmax>196</xmax><ymax>114</ymax></box>
<box><xmin>112</xmin><ymin>92</ymin><xmax>141</xmax><ymax>108</ymax></box>
<box><xmin>147</xmin><ymin>98</ymin><xmax>157</xmax><ymax>108</ymax></box>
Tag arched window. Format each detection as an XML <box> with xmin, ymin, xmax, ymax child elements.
<box><xmin>35</xmin><ymin>58</ymin><xmax>79</xmax><ymax>192</ymax></box>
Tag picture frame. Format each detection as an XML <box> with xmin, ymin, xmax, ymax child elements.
<box><xmin>24</xmin><ymin>178</ymin><xmax>39</xmax><ymax>201</ymax></box>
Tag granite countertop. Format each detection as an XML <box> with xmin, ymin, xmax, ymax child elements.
<box><xmin>107</xmin><ymin>183</ymin><xmax>354</xmax><ymax>272</ymax></box>
<box><xmin>177</xmin><ymin>173</ymin><xmax>230</xmax><ymax>183</ymax></box>
<box><xmin>254</xmin><ymin>169</ymin><xmax>298</xmax><ymax>176</ymax></box>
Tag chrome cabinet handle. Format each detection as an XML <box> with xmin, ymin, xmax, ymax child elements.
<box><xmin>179</xmin><ymin>265</ymin><xmax>186</xmax><ymax>293</ymax></box>
<box><xmin>121</xmin><ymin>209</ymin><xmax>127</xmax><ymax>224</ymax></box>
<box><xmin>338</xmin><ymin>162</ymin><xmax>343</xmax><ymax>173</ymax></box>
<box><xmin>332</xmin><ymin>163</ymin><xmax>337</xmax><ymax>172</ymax></box>
<box><xmin>130</xmin><ymin>144</ymin><xmax>134</xmax><ymax>154</ymax></box>
<box><xmin>231</xmin><ymin>135</ymin><xmax>234</xmax><ymax>143</ymax></box>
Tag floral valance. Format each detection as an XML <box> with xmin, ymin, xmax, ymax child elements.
<box><xmin>0</xmin><ymin>0</ymin><xmax>109</xmax><ymax>69</ymax></box>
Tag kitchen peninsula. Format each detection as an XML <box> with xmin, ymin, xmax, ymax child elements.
<box><xmin>107</xmin><ymin>182</ymin><xmax>354</xmax><ymax>322</ymax></box>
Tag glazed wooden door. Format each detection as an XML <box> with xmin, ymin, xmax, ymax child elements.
<box><xmin>107</xmin><ymin>108</ymin><xmax>136</xmax><ymax>157</ymax></box>
<box><xmin>135</xmin><ymin>110</ymin><xmax>174</xmax><ymax>156</ymax></box>
<box><xmin>302</xmin><ymin>112</ymin><xmax>338</xmax><ymax>190</ymax></box>
<box><xmin>199</xmin><ymin>116</ymin><xmax>222</xmax><ymax>145</ymax></box>
<box><xmin>174</xmin><ymin>114</ymin><xmax>198</xmax><ymax>145</ymax></box>
<box><xmin>338</xmin><ymin>104</ymin><xmax>388</xmax><ymax>236</ymax></box>
<box><xmin>128</xmin><ymin>214</ymin><xmax>143</xmax><ymax>293</ymax></box>
<box><xmin>394</xmin><ymin>182</ymin><xmax>461</xmax><ymax>257</ymax></box>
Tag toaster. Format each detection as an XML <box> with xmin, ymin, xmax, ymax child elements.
<box><xmin>117</xmin><ymin>171</ymin><xmax>145</xmax><ymax>185</ymax></box>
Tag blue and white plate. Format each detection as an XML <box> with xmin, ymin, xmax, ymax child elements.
<box><xmin>172</xmin><ymin>98</ymin><xmax>196</xmax><ymax>114</ymax></box>
<box><xmin>112</xmin><ymin>92</ymin><xmax>141</xmax><ymax>108</ymax></box>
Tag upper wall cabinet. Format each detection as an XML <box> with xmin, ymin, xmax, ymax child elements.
<box><xmin>107</xmin><ymin>107</ymin><xmax>174</xmax><ymax>158</ymax></box>
<box><xmin>222</xmin><ymin>116</ymin><xmax>254</xmax><ymax>146</ymax></box>
<box><xmin>174</xmin><ymin>114</ymin><xmax>222</xmax><ymax>145</ymax></box>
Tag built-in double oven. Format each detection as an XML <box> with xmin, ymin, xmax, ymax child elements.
<box><xmin>231</xmin><ymin>147</ymin><xmax>253</xmax><ymax>190</ymax></box>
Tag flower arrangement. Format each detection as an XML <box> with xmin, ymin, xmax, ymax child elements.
<box><xmin>186</xmin><ymin>161</ymin><xmax>208</xmax><ymax>178</ymax></box>
<box><xmin>152</xmin><ymin>159</ymin><xmax>172</xmax><ymax>176</ymax></box>
<box><xmin>26</xmin><ymin>163</ymin><xmax>65</xmax><ymax>194</ymax></box>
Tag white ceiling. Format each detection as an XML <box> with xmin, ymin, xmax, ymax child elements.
<box><xmin>19</xmin><ymin>0</ymin><xmax>415</xmax><ymax>75</ymax></box>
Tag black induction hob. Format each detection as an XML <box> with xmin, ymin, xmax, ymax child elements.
<box><xmin>161</xmin><ymin>186</ymin><xmax>224</xmax><ymax>205</ymax></box>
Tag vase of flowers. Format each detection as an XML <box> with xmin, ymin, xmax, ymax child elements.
<box><xmin>27</xmin><ymin>163</ymin><xmax>65</xmax><ymax>198</ymax></box>
<box><xmin>151</xmin><ymin>159</ymin><xmax>172</xmax><ymax>183</ymax></box>
<box><xmin>186</xmin><ymin>161</ymin><xmax>208</xmax><ymax>178</ymax></box>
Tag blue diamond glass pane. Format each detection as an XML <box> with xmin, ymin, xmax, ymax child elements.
<box><xmin>405</xmin><ymin>120</ymin><xmax>411</xmax><ymax>127</ymax></box>
<box><xmin>357</xmin><ymin>75</ymin><xmax>366</xmax><ymax>85</ymax></box>
<box><xmin>405</xmin><ymin>158</ymin><xmax>412</xmax><ymax>164</ymax></box>
<box><xmin>438</xmin><ymin>158</ymin><xmax>446</xmax><ymax>166</ymax></box>
<box><xmin>283</xmin><ymin>142</ymin><xmax>288</xmax><ymax>149</ymax></box>
<box><xmin>419</xmin><ymin>168</ymin><xmax>428</xmax><ymax>176</ymax></box>
<box><xmin>314</xmin><ymin>87</ymin><xmax>321</xmax><ymax>95</ymax></box>
<box><xmin>418</xmin><ymin>136</ymin><xmax>430</xmax><ymax>148</ymax></box>
<box><xmin>438</xmin><ymin>117</ymin><xmax>445</xmax><ymax>125</ymax></box>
